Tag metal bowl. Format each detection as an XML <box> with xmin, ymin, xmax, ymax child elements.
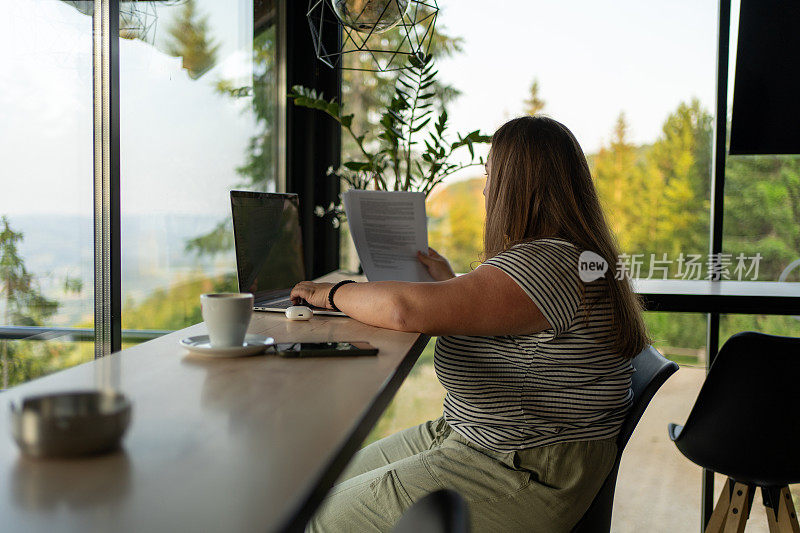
<box><xmin>10</xmin><ymin>391</ymin><xmax>132</xmax><ymax>458</ymax></box>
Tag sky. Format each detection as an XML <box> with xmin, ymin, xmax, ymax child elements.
<box><xmin>1</xmin><ymin>0</ymin><xmax>256</xmax><ymax>217</ymax></box>
<box><xmin>436</xmin><ymin>0</ymin><xmax>719</xmax><ymax>157</ymax></box>
<box><xmin>1</xmin><ymin>0</ymin><xmax>727</xmax><ymax>217</ymax></box>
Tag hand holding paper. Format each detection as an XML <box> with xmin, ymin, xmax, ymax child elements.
<box><xmin>343</xmin><ymin>190</ymin><xmax>435</xmax><ymax>282</ymax></box>
<box><xmin>416</xmin><ymin>247</ymin><xmax>456</xmax><ymax>281</ymax></box>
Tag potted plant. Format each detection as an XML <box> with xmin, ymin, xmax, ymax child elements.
<box><xmin>289</xmin><ymin>53</ymin><xmax>490</xmax><ymax>226</ymax></box>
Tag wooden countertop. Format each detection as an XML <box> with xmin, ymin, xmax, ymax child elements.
<box><xmin>0</xmin><ymin>273</ymin><xmax>429</xmax><ymax>532</ymax></box>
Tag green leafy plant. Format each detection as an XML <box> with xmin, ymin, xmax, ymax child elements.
<box><xmin>289</xmin><ymin>54</ymin><xmax>490</xmax><ymax>212</ymax></box>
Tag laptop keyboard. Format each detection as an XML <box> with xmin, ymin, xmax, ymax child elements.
<box><xmin>257</xmin><ymin>297</ymin><xmax>290</xmax><ymax>309</ymax></box>
<box><xmin>257</xmin><ymin>297</ymin><xmax>328</xmax><ymax>311</ymax></box>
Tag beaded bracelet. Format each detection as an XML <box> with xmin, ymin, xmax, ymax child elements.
<box><xmin>328</xmin><ymin>279</ymin><xmax>356</xmax><ymax>312</ymax></box>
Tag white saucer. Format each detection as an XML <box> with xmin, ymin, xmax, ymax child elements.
<box><xmin>179</xmin><ymin>335</ymin><xmax>275</xmax><ymax>358</ymax></box>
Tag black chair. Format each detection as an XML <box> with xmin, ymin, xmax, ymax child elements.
<box><xmin>668</xmin><ymin>331</ymin><xmax>800</xmax><ymax>533</ymax></box>
<box><xmin>392</xmin><ymin>489</ymin><xmax>469</xmax><ymax>533</ymax></box>
<box><xmin>571</xmin><ymin>345</ymin><xmax>679</xmax><ymax>532</ymax></box>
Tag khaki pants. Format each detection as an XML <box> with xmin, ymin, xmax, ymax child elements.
<box><xmin>307</xmin><ymin>417</ymin><xmax>617</xmax><ymax>532</ymax></box>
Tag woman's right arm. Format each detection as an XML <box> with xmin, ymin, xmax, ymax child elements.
<box><xmin>324</xmin><ymin>264</ymin><xmax>551</xmax><ymax>337</ymax></box>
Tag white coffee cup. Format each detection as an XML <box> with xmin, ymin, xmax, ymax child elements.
<box><xmin>200</xmin><ymin>293</ymin><xmax>254</xmax><ymax>348</ymax></box>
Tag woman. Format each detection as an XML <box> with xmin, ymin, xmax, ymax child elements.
<box><xmin>291</xmin><ymin>116</ymin><xmax>650</xmax><ymax>532</ymax></box>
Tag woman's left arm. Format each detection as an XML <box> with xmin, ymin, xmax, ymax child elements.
<box><xmin>290</xmin><ymin>265</ymin><xmax>551</xmax><ymax>336</ymax></box>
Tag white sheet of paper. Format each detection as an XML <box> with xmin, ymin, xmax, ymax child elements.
<box><xmin>343</xmin><ymin>190</ymin><xmax>435</xmax><ymax>282</ymax></box>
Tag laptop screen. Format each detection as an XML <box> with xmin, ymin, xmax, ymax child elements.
<box><xmin>230</xmin><ymin>191</ymin><xmax>306</xmax><ymax>300</ymax></box>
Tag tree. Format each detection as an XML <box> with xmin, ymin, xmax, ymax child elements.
<box><xmin>185</xmin><ymin>24</ymin><xmax>277</xmax><ymax>257</ymax></box>
<box><xmin>122</xmin><ymin>273</ymin><xmax>236</xmax><ymax>331</ymax></box>
<box><xmin>524</xmin><ymin>78</ymin><xmax>545</xmax><ymax>115</ymax></box>
<box><xmin>427</xmin><ymin>177</ymin><xmax>487</xmax><ymax>272</ymax></box>
<box><xmin>592</xmin><ymin>100</ymin><xmax>712</xmax><ymax>272</ymax></box>
<box><xmin>165</xmin><ymin>0</ymin><xmax>220</xmax><ymax>80</ymax></box>
<box><xmin>724</xmin><ymin>155</ymin><xmax>800</xmax><ymax>280</ymax></box>
<box><xmin>591</xmin><ymin>104</ymin><xmax>713</xmax><ymax>360</ymax></box>
<box><xmin>592</xmin><ymin>112</ymin><xmax>645</xmax><ymax>252</ymax></box>
<box><xmin>642</xmin><ymin>98</ymin><xmax>712</xmax><ymax>259</ymax></box>
<box><xmin>0</xmin><ymin>217</ymin><xmax>59</xmax><ymax>388</ymax></box>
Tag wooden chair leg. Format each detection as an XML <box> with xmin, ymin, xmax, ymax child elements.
<box><xmin>768</xmin><ymin>491</ymin><xmax>782</xmax><ymax>533</ymax></box>
<box><xmin>773</xmin><ymin>486</ymin><xmax>800</xmax><ymax>533</ymax></box>
<box><xmin>722</xmin><ymin>482</ymin><xmax>752</xmax><ymax>533</ymax></box>
<box><xmin>769</xmin><ymin>509</ymin><xmax>781</xmax><ymax>533</ymax></box>
<box><xmin>706</xmin><ymin>478</ymin><xmax>732</xmax><ymax>533</ymax></box>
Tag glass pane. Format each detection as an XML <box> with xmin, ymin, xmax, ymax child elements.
<box><xmin>614</xmin><ymin>315</ymin><xmax>708</xmax><ymax>531</ymax></box>
<box><xmin>119</xmin><ymin>0</ymin><xmax>277</xmax><ymax>337</ymax></box>
<box><xmin>723</xmin><ymin>0</ymin><xmax>800</xmax><ymax>282</ymax></box>
<box><xmin>645</xmin><ymin>311</ymin><xmax>708</xmax><ymax>367</ymax></box>
<box><xmin>0</xmin><ymin>1</ymin><xmax>95</xmax><ymax>389</ymax></box>
<box><xmin>343</xmin><ymin>3</ymin><xmax>720</xmax><ymax>530</ymax></box>
<box><xmin>596</xmin><ymin>311</ymin><xmax>709</xmax><ymax>529</ymax></box>
<box><xmin>365</xmin><ymin>338</ymin><xmax>443</xmax><ymax>446</ymax></box>
<box><xmin>720</xmin><ymin>314</ymin><xmax>800</xmax><ymax>344</ymax></box>
<box><xmin>339</xmin><ymin>1</ymin><xmax>718</xmax><ymax>279</ymax></box>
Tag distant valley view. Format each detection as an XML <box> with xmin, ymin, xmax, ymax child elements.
<box><xmin>6</xmin><ymin>213</ymin><xmax>236</xmax><ymax>328</ymax></box>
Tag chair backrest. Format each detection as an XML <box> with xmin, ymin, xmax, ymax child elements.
<box><xmin>571</xmin><ymin>345</ymin><xmax>679</xmax><ymax>532</ymax></box>
<box><xmin>670</xmin><ymin>331</ymin><xmax>800</xmax><ymax>487</ymax></box>
<box><xmin>392</xmin><ymin>489</ymin><xmax>469</xmax><ymax>533</ymax></box>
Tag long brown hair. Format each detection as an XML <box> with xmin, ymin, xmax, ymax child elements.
<box><xmin>484</xmin><ymin>115</ymin><xmax>650</xmax><ymax>358</ymax></box>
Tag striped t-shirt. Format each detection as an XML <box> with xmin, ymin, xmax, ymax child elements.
<box><xmin>434</xmin><ymin>238</ymin><xmax>634</xmax><ymax>452</ymax></box>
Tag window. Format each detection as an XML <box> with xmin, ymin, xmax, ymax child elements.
<box><xmin>432</xmin><ymin>0</ymin><xmax>717</xmax><ymax>279</ymax></box>
<box><xmin>118</xmin><ymin>0</ymin><xmax>278</xmax><ymax>337</ymax></box>
<box><xmin>340</xmin><ymin>2</ymin><xmax>745</xmax><ymax>529</ymax></box>
<box><xmin>0</xmin><ymin>1</ymin><xmax>95</xmax><ymax>389</ymax></box>
<box><xmin>0</xmin><ymin>0</ymin><xmax>279</xmax><ymax>388</ymax></box>
<box><xmin>347</xmin><ymin>0</ymin><xmax>719</xmax><ymax>441</ymax></box>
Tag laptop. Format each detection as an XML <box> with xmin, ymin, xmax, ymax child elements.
<box><xmin>230</xmin><ymin>190</ymin><xmax>345</xmax><ymax>316</ymax></box>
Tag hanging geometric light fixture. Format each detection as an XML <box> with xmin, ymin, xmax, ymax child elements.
<box><xmin>307</xmin><ymin>0</ymin><xmax>439</xmax><ymax>72</ymax></box>
<box><xmin>118</xmin><ymin>2</ymin><xmax>161</xmax><ymax>44</ymax></box>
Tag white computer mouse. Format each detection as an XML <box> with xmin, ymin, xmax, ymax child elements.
<box><xmin>285</xmin><ymin>305</ymin><xmax>313</xmax><ymax>321</ymax></box>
